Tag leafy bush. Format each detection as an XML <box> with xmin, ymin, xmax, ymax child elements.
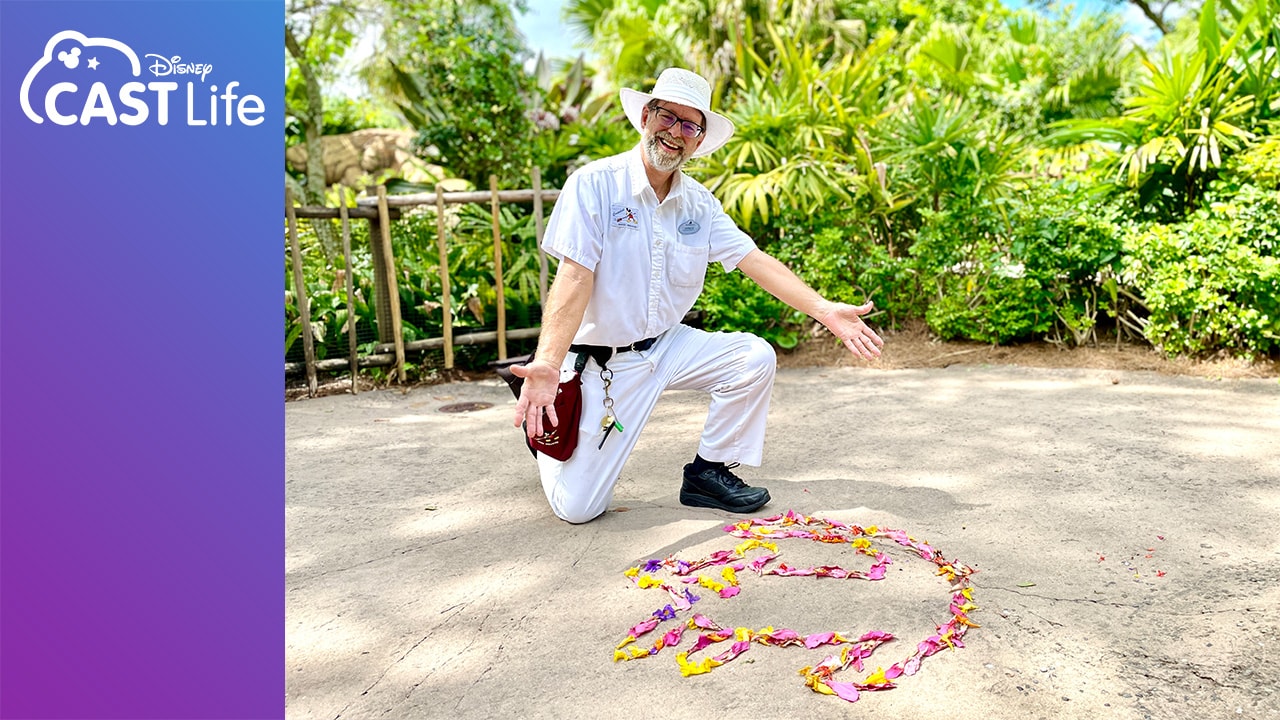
<box><xmin>699</xmin><ymin>265</ymin><xmax>803</xmax><ymax>349</ymax></box>
<box><xmin>909</xmin><ymin>200</ymin><xmax>1054</xmax><ymax>343</ymax></box>
<box><xmin>926</xmin><ymin>275</ymin><xmax>1055</xmax><ymax>344</ymax></box>
<box><xmin>1121</xmin><ymin>184</ymin><xmax>1280</xmax><ymax>357</ymax></box>
<box><xmin>1008</xmin><ymin>182</ymin><xmax>1129</xmax><ymax>345</ymax></box>
<box><xmin>382</xmin><ymin>0</ymin><xmax>538</xmax><ymax>189</ymax></box>
<box><xmin>286</xmin><ymin>220</ymin><xmax>378</xmax><ymax>363</ymax></box>
<box><xmin>769</xmin><ymin>214</ymin><xmax>930</xmax><ymax>329</ymax></box>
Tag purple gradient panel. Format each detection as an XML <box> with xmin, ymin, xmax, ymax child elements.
<box><xmin>1</xmin><ymin>2</ymin><xmax>282</xmax><ymax>719</ymax></box>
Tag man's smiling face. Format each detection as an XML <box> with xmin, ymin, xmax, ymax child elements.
<box><xmin>642</xmin><ymin>102</ymin><xmax>705</xmax><ymax>173</ymax></box>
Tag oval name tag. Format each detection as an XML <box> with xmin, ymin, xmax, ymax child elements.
<box><xmin>678</xmin><ymin>220</ymin><xmax>701</xmax><ymax>235</ymax></box>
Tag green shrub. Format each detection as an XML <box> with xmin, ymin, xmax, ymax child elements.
<box><xmin>770</xmin><ymin>218</ymin><xmax>930</xmax><ymax>329</ymax></box>
<box><xmin>1007</xmin><ymin>182</ymin><xmax>1129</xmax><ymax>345</ymax></box>
<box><xmin>911</xmin><ymin>200</ymin><xmax>1056</xmax><ymax>343</ymax></box>
<box><xmin>925</xmin><ymin>274</ymin><xmax>1056</xmax><ymax>343</ymax></box>
<box><xmin>1121</xmin><ymin>185</ymin><xmax>1280</xmax><ymax>358</ymax></box>
<box><xmin>699</xmin><ymin>265</ymin><xmax>803</xmax><ymax>349</ymax></box>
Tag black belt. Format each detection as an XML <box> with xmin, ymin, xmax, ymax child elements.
<box><xmin>569</xmin><ymin>337</ymin><xmax>658</xmax><ymax>370</ymax></box>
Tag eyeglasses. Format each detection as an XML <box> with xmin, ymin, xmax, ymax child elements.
<box><xmin>650</xmin><ymin>106</ymin><xmax>705</xmax><ymax>139</ymax></box>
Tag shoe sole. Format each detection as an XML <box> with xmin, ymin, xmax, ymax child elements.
<box><xmin>679</xmin><ymin>488</ymin><xmax>770</xmax><ymax>514</ymax></box>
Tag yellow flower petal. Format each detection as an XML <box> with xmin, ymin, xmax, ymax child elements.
<box><xmin>698</xmin><ymin>575</ymin><xmax>725</xmax><ymax>592</ymax></box>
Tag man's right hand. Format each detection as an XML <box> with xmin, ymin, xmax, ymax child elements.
<box><xmin>510</xmin><ymin>359</ymin><xmax>564</xmax><ymax>439</ymax></box>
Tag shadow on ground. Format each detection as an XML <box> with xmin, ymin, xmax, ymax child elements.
<box><xmin>287</xmin><ymin>365</ymin><xmax>1279</xmax><ymax>720</ymax></box>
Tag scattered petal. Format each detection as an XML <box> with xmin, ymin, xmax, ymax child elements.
<box><xmin>827</xmin><ymin>681</ymin><xmax>861</xmax><ymax>702</ymax></box>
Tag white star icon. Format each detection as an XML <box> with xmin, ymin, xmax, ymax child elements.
<box><xmin>87</xmin><ymin>57</ymin><xmax>100</xmax><ymax>70</ymax></box>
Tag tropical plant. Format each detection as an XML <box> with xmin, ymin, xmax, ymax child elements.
<box><xmin>877</xmin><ymin>92</ymin><xmax>1028</xmax><ymax>216</ymax></box>
<box><xmin>371</xmin><ymin>0</ymin><xmax>538</xmax><ymax>189</ymax></box>
<box><xmin>286</xmin><ymin>0</ymin><xmax>364</xmax><ymax>256</ymax></box>
<box><xmin>528</xmin><ymin>54</ymin><xmax>638</xmax><ymax>187</ymax></box>
<box><xmin>1046</xmin><ymin>0</ymin><xmax>1275</xmax><ymax>218</ymax></box>
<box><xmin>697</xmin><ymin>25</ymin><xmax>896</xmax><ymax>230</ymax></box>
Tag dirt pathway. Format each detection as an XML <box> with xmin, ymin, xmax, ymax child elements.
<box><xmin>286</xmin><ymin>363</ymin><xmax>1278</xmax><ymax>719</ymax></box>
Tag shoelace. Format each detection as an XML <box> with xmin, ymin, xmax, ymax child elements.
<box><xmin>715</xmin><ymin>462</ymin><xmax>745</xmax><ymax>488</ymax></box>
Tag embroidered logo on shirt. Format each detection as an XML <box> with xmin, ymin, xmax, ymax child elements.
<box><xmin>611</xmin><ymin>203</ymin><xmax>640</xmax><ymax>231</ymax></box>
<box><xmin>678</xmin><ymin>219</ymin><xmax>701</xmax><ymax>235</ymax></box>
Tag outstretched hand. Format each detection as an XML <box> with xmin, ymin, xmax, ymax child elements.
<box><xmin>510</xmin><ymin>359</ymin><xmax>563</xmax><ymax>439</ymax></box>
<box><xmin>819</xmin><ymin>301</ymin><xmax>884</xmax><ymax>360</ymax></box>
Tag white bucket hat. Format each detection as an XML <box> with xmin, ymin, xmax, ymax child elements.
<box><xmin>619</xmin><ymin>68</ymin><xmax>735</xmax><ymax>158</ymax></box>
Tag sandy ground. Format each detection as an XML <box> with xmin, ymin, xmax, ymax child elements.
<box><xmin>286</xmin><ymin>355</ymin><xmax>1279</xmax><ymax>719</ymax></box>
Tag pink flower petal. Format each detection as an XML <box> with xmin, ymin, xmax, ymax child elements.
<box><xmin>804</xmin><ymin>632</ymin><xmax>836</xmax><ymax>649</ymax></box>
<box><xmin>827</xmin><ymin>681</ymin><xmax>862</xmax><ymax>703</ymax></box>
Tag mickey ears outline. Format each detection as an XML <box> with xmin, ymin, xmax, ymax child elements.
<box><xmin>20</xmin><ymin>30</ymin><xmax>142</xmax><ymax>124</ymax></box>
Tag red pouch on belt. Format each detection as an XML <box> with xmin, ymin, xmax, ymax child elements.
<box><xmin>527</xmin><ymin>372</ymin><xmax>582</xmax><ymax>461</ymax></box>
<box><xmin>493</xmin><ymin>355</ymin><xmax>583</xmax><ymax>462</ymax></box>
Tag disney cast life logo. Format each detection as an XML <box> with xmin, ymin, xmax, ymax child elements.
<box><xmin>19</xmin><ymin>30</ymin><xmax>265</xmax><ymax>127</ymax></box>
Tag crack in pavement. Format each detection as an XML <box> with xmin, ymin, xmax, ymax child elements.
<box><xmin>291</xmin><ymin>531</ymin><xmax>486</xmax><ymax>590</ymax></box>
<box><xmin>333</xmin><ymin>601</ymin><xmax>488</xmax><ymax>719</ymax></box>
<box><xmin>454</xmin><ymin>664</ymin><xmax>494</xmax><ymax>711</ymax></box>
<box><xmin>983</xmin><ymin>585</ymin><xmax>1139</xmax><ymax>609</ymax></box>
<box><xmin>572</xmin><ymin>535</ymin><xmax>596</xmax><ymax>569</ymax></box>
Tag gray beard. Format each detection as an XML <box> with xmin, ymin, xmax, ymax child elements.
<box><xmin>644</xmin><ymin>132</ymin><xmax>688</xmax><ymax>173</ymax></box>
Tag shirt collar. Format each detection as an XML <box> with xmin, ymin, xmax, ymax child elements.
<box><xmin>627</xmin><ymin>143</ymin><xmax>686</xmax><ymax>208</ymax></box>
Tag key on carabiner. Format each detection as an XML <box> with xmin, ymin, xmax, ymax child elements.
<box><xmin>597</xmin><ymin>415</ymin><xmax>623</xmax><ymax>450</ymax></box>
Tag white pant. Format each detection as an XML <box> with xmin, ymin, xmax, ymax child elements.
<box><xmin>536</xmin><ymin>323</ymin><xmax>777</xmax><ymax>523</ymax></box>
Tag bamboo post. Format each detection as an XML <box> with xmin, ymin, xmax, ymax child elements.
<box><xmin>532</xmin><ymin>167</ymin><xmax>549</xmax><ymax>309</ymax></box>
<box><xmin>376</xmin><ymin>185</ymin><xmax>407</xmax><ymax>383</ymax></box>
<box><xmin>339</xmin><ymin>190</ymin><xmax>358</xmax><ymax>394</ymax></box>
<box><xmin>489</xmin><ymin>175</ymin><xmax>507</xmax><ymax>361</ymax></box>
<box><xmin>286</xmin><ymin>188</ymin><xmax>318</xmax><ymax>396</ymax></box>
<box><xmin>366</xmin><ymin>187</ymin><xmax>393</xmax><ymax>344</ymax></box>
<box><xmin>434</xmin><ymin>184</ymin><xmax>455</xmax><ymax>370</ymax></box>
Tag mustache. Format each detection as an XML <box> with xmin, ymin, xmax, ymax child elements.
<box><xmin>651</xmin><ymin>131</ymin><xmax>685</xmax><ymax>152</ymax></box>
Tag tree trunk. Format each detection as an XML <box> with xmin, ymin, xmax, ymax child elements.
<box><xmin>285</xmin><ymin>26</ymin><xmax>339</xmax><ymax>257</ymax></box>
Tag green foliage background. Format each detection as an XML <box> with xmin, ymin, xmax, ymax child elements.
<box><xmin>286</xmin><ymin>0</ymin><xmax>1280</xmax><ymax>377</ymax></box>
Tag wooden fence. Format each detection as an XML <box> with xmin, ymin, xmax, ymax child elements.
<box><xmin>285</xmin><ymin>169</ymin><xmax>560</xmax><ymax>396</ymax></box>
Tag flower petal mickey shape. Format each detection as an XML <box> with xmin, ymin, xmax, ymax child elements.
<box><xmin>614</xmin><ymin>511</ymin><xmax>979</xmax><ymax>703</ymax></box>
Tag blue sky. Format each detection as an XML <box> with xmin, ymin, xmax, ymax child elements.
<box><xmin>515</xmin><ymin>0</ymin><xmax>586</xmax><ymax>61</ymax></box>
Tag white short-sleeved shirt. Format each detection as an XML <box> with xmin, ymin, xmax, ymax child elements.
<box><xmin>542</xmin><ymin>145</ymin><xmax>757</xmax><ymax>346</ymax></box>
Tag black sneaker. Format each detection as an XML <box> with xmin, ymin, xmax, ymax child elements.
<box><xmin>680</xmin><ymin>462</ymin><xmax>770</xmax><ymax>513</ymax></box>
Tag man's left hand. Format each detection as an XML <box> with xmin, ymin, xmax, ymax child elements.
<box><xmin>819</xmin><ymin>302</ymin><xmax>884</xmax><ymax>360</ymax></box>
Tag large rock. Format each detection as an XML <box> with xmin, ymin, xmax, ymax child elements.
<box><xmin>286</xmin><ymin>129</ymin><xmax>444</xmax><ymax>188</ymax></box>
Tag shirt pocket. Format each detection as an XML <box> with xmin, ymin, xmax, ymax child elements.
<box><xmin>667</xmin><ymin>239</ymin><xmax>709</xmax><ymax>288</ymax></box>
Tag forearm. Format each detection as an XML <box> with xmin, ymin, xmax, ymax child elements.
<box><xmin>533</xmin><ymin>258</ymin><xmax>594</xmax><ymax>368</ymax></box>
<box><xmin>736</xmin><ymin>249</ymin><xmax>835</xmax><ymax>319</ymax></box>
